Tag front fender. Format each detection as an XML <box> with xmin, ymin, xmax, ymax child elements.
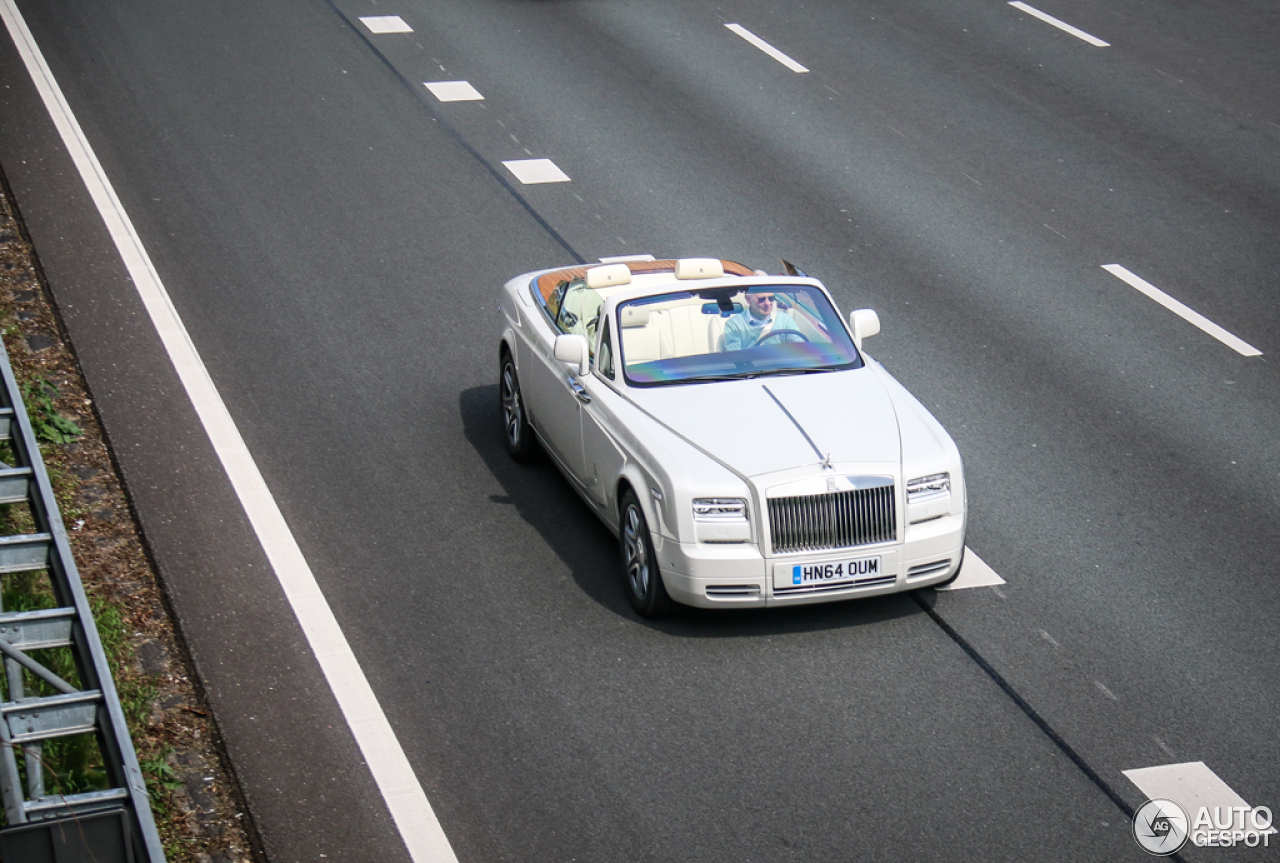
<box><xmin>616</xmin><ymin>462</ymin><xmax>663</xmax><ymax>539</ymax></box>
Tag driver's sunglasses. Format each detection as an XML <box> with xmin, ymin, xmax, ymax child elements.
<box><xmin>752</xmin><ymin>295</ymin><xmax>777</xmax><ymax>304</ymax></box>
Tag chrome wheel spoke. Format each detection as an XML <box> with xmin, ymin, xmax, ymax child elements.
<box><xmin>501</xmin><ymin>366</ymin><xmax>522</xmax><ymax>444</ymax></box>
<box><xmin>624</xmin><ymin>507</ymin><xmax>648</xmax><ymax>595</ymax></box>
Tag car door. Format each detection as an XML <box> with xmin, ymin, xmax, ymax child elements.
<box><xmin>523</xmin><ymin>281</ymin><xmax>589</xmax><ymax>483</ymax></box>
<box><xmin>578</xmin><ymin>319</ymin><xmax>627</xmax><ymax>512</ymax></box>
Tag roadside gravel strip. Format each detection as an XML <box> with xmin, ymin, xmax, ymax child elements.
<box><xmin>0</xmin><ymin>168</ymin><xmax>260</xmax><ymax>863</ymax></box>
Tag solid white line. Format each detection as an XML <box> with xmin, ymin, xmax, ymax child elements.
<box><xmin>725</xmin><ymin>24</ymin><xmax>809</xmax><ymax>73</ymax></box>
<box><xmin>1008</xmin><ymin>2</ymin><xmax>1110</xmax><ymax>47</ymax></box>
<box><xmin>1103</xmin><ymin>264</ymin><xmax>1262</xmax><ymax>356</ymax></box>
<box><xmin>0</xmin><ymin>4</ymin><xmax>458</xmax><ymax>861</ymax></box>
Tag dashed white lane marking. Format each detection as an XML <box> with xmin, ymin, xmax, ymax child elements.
<box><xmin>425</xmin><ymin>80</ymin><xmax>484</xmax><ymax>102</ymax></box>
<box><xmin>0</xmin><ymin>3</ymin><xmax>456</xmax><ymax>861</ymax></box>
<box><xmin>360</xmin><ymin>15</ymin><xmax>413</xmax><ymax>34</ymax></box>
<box><xmin>937</xmin><ymin>547</ymin><xmax>1007</xmax><ymax>591</ymax></box>
<box><xmin>725</xmin><ymin>24</ymin><xmax>810</xmax><ymax>73</ymax></box>
<box><xmin>1123</xmin><ymin>762</ymin><xmax>1276</xmax><ymax>834</ymax></box>
<box><xmin>503</xmin><ymin>158</ymin><xmax>571</xmax><ymax>184</ymax></box>
<box><xmin>1008</xmin><ymin>2</ymin><xmax>1110</xmax><ymax>47</ymax></box>
<box><xmin>1103</xmin><ymin>264</ymin><xmax>1262</xmax><ymax>356</ymax></box>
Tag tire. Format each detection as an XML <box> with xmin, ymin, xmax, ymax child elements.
<box><xmin>619</xmin><ymin>489</ymin><xmax>673</xmax><ymax>617</ymax></box>
<box><xmin>500</xmin><ymin>351</ymin><xmax>537</xmax><ymax>463</ymax></box>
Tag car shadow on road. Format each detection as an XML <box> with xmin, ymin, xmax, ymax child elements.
<box><xmin>459</xmin><ymin>385</ymin><xmax>921</xmax><ymax>637</ymax></box>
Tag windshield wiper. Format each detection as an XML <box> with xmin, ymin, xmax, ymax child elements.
<box><xmin>675</xmin><ymin>368</ymin><xmax>835</xmax><ymax>384</ymax></box>
<box><xmin>756</xmin><ymin>367</ymin><xmax>835</xmax><ymax>377</ymax></box>
<box><xmin>677</xmin><ymin>373</ymin><xmax>760</xmax><ymax>383</ymax></box>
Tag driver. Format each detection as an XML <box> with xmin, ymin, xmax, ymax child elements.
<box><xmin>722</xmin><ymin>291</ymin><xmax>802</xmax><ymax>351</ymax></box>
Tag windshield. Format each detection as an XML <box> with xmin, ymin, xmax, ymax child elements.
<box><xmin>618</xmin><ymin>284</ymin><xmax>863</xmax><ymax>386</ymax></box>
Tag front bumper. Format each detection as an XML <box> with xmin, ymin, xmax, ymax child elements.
<box><xmin>656</xmin><ymin>512</ymin><xmax>966</xmax><ymax>608</ymax></box>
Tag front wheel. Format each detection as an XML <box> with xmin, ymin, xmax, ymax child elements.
<box><xmin>500</xmin><ymin>352</ymin><xmax>537</xmax><ymax>463</ymax></box>
<box><xmin>619</xmin><ymin>490</ymin><xmax>673</xmax><ymax>617</ymax></box>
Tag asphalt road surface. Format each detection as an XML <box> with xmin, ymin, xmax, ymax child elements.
<box><xmin>1</xmin><ymin>0</ymin><xmax>1277</xmax><ymax>860</ymax></box>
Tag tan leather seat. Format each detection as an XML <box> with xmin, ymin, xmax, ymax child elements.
<box><xmin>620</xmin><ymin>306</ymin><xmax>672</xmax><ymax>363</ymax></box>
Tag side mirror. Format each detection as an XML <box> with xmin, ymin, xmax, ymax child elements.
<box><xmin>554</xmin><ymin>334</ymin><xmax>591</xmax><ymax>377</ymax></box>
<box><xmin>849</xmin><ymin>309</ymin><xmax>880</xmax><ymax>349</ymax></box>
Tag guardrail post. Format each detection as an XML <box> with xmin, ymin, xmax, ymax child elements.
<box><xmin>0</xmin><ymin>344</ymin><xmax>164</xmax><ymax>862</ymax></box>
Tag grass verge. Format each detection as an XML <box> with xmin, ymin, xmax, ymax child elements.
<box><xmin>0</xmin><ymin>167</ymin><xmax>260</xmax><ymax>861</ymax></box>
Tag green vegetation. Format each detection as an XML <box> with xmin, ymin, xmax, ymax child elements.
<box><xmin>0</xmin><ymin>404</ymin><xmax>145</xmax><ymax>808</ymax></box>
<box><xmin>0</xmin><ymin>567</ymin><xmax>104</xmax><ymax>799</ymax></box>
<box><xmin>22</xmin><ymin>375</ymin><xmax>82</xmax><ymax>444</ymax></box>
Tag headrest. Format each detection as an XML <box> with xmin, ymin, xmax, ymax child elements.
<box><xmin>620</xmin><ymin>306</ymin><xmax>651</xmax><ymax>328</ymax></box>
<box><xmin>675</xmin><ymin>258</ymin><xmax>725</xmax><ymax>280</ymax></box>
<box><xmin>586</xmin><ymin>263</ymin><xmax>632</xmax><ymax>288</ymax></box>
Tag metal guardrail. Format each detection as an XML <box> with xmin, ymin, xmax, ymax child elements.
<box><xmin>0</xmin><ymin>345</ymin><xmax>163</xmax><ymax>862</ymax></box>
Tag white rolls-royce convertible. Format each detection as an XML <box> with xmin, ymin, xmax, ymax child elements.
<box><xmin>497</xmin><ymin>256</ymin><xmax>966</xmax><ymax>616</ymax></box>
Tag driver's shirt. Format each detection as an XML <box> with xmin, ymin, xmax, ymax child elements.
<box><xmin>723</xmin><ymin>309</ymin><xmax>800</xmax><ymax>351</ymax></box>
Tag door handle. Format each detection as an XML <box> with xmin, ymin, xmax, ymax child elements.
<box><xmin>568</xmin><ymin>377</ymin><xmax>592</xmax><ymax>404</ymax></box>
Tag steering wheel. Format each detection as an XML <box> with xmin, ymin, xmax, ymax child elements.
<box><xmin>757</xmin><ymin>329</ymin><xmax>810</xmax><ymax>344</ymax></box>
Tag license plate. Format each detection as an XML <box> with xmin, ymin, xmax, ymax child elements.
<box><xmin>776</xmin><ymin>555</ymin><xmax>884</xmax><ymax>588</ymax></box>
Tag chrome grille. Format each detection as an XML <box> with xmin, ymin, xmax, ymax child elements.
<box><xmin>768</xmin><ymin>484</ymin><xmax>896</xmax><ymax>554</ymax></box>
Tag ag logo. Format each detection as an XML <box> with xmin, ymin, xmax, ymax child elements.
<box><xmin>1133</xmin><ymin>798</ymin><xmax>1189</xmax><ymax>855</ymax></box>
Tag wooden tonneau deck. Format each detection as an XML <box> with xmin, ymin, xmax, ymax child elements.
<box><xmin>534</xmin><ymin>258</ymin><xmax>756</xmax><ymax>304</ymax></box>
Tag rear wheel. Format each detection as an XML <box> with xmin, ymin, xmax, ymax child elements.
<box><xmin>620</xmin><ymin>490</ymin><xmax>673</xmax><ymax>617</ymax></box>
<box><xmin>500</xmin><ymin>352</ymin><xmax>537</xmax><ymax>463</ymax></box>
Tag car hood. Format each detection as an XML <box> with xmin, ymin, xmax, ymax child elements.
<box><xmin>629</xmin><ymin>369</ymin><xmax>902</xmax><ymax>478</ymax></box>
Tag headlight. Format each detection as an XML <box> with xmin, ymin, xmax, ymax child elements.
<box><xmin>692</xmin><ymin>498</ymin><xmax>748</xmax><ymax>521</ymax></box>
<box><xmin>906</xmin><ymin>473</ymin><xmax>950</xmax><ymax>501</ymax></box>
